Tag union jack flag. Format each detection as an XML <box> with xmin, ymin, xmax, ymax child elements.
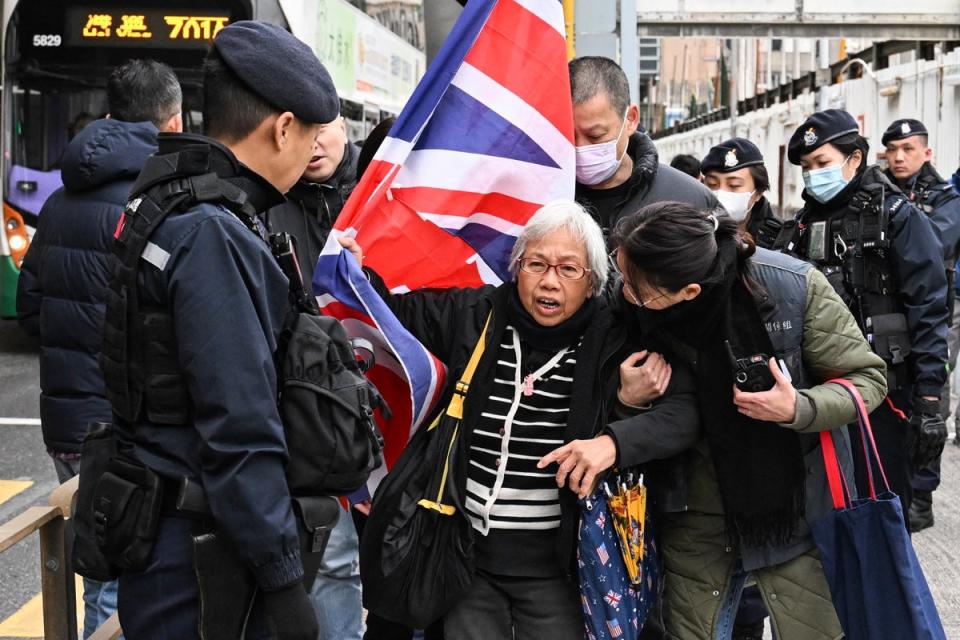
<box><xmin>313</xmin><ymin>0</ymin><xmax>574</xmax><ymax>498</ymax></box>
<box><xmin>604</xmin><ymin>590</ymin><xmax>622</xmax><ymax>609</ymax></box>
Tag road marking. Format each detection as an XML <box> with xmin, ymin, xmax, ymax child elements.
<box><xmin>0</xmin><ymin>418</ymin><xmax>40</xmax><ymax>426</ymax></box>
<box><xmin>0</xmin><ymin>480</ymin><xmax>33</xmax><ymax>504</ymax></box>
<box><xmin>0</xmin><ymin>576</ymin><xmax>83</xmax><ymax>637</ymax></box>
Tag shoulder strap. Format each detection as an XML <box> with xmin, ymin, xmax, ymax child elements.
<box><xmin>441</xmin><ymin>312</ymin><xmax>492</xmax><ymax>423</ymax></box>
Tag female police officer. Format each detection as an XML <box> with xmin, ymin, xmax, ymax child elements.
<box><xmin>779</xmin><ymin>109</ymin><xmax>950</xmax><ymax>520</ymax></box>
<box><xmin>701</xmin><ymin>138</ymin><xmax>783</xmax><ymax>249</ymax></box>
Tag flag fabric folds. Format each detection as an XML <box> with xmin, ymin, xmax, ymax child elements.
<box><xmin>312</xmin><ymin>0</ymin><xmax>575</xmax><ymax>498</ymax></box>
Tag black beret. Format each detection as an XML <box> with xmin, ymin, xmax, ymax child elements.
<box><xmin>787</xmin><ymin>109</ymin><xmax>860</xmax><ymax>165</ymax></box>
<box><xmin>213</xmin><ymin>21</ymin><xmax>339</xmax><ymax>124</ymax></box>
<box><xmin>882</xmin><ymin>119</ymin><xmax>928</xmax><ymax>146</ymax></box>
<box><xmin>701</xmin><ymin>138</ymin><xmax>764</xmax><ymax>174</ymax></box>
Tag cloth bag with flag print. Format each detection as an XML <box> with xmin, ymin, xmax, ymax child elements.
<box><xmin>578</xmin><ymin>472</ymin><xmax>660</xmax><ymax>640</ymax></box>
<box><xmin>811</xmin><ymin>378</ymin><xmax>946</xmax><ymax>640</ymax></box>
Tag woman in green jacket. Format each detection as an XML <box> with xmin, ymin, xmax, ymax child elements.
<box><xmin>612</xmin><ymin>201</ymin><xmax>887</xmax><ymax>640</ymax></box>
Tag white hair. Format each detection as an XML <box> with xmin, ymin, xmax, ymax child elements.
<box><xmin>508</xmin><ymin>200</ymin><xmax>609</xmax><ymax>295</ymax></box>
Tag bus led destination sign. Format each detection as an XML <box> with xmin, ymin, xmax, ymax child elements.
<box><xmin>66</xmin><ymin>9</ymin><xmax>229</xmax><ymax>48</ymax></box>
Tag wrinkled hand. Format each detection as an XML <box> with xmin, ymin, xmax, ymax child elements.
<box><xmin>337</xmin><ymin>236</ymin><xmax>363</xmax><ymax>268</ymax></box>
<box><xmin>909</xmin><ymin>397</ymin><xmax>947</xmax><ymax>469</ymax></box>
<box><xmin>732</xmin><ymin>358</ymin><xmax>797</xmax><ymax>423</ymax></box>
<box><xmin>538</xmin><ymin>436</ymin><xmax>617</xmax><ymax>499</ymax></box>
<box><xmin>618</xmin><ymin>351</ymin><xmax>671</xmax><ymax>407</ymax></box>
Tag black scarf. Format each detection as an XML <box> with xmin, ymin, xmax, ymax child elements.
<box><xmin>634</xmin><ymin>242</ymin><xmax>806</xmax><ymax>546</ymax></box>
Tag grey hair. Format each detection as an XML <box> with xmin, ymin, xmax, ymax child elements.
<box><xmin>569</xmin><ymin>56</ymin><xmax>630</xmax><ymax>117</ymax></box>
<box><xmin>508</xmin><ymin>200</ymin><xmax>609</xmax><ymax>295</ymax></box>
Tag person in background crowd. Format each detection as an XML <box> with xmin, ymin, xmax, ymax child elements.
<box><xmin>95</xmin><ymin>22</ymin><xmax>336</xmax><ymax>639</ymax></box>
<box><xmin>613</xmin><ymin>201</ymin><xmax>887</xmax><ymax>640</ymax></box>
<box><xmin>344</xmin><ymin>201</ymin><xmax>699</xmax><ymax>639</ymax></box>
<box><xmin>701</xmin><ymin>138</ymin><xmax>783</xmax><ymax>250</ymax></box>
<box><xmin>569</xmin><ymin>56</ymin><xmax>717</xmax><ymax>238</ymax></box>
<box><xmin>781</xmin><ymin>109</ymin><xmax>949</xmax><ymax>524</ymax></box>
<box><xmin>669</xmin><ymin>153</ymin><xmax>702</xmax><ymax>181</ymax></box>
<box><xmin>67</xmin><ymin>111</ymin><xmax>97</xmax><ymax>141</ymax></box>
<box><xmin>882</xmin><ymin>118</ymin><xmax>960</xmax><ymax>531</ymax></box>
<box><xmin>266</xmin><ymin>114</ymin><xmax>360</xmax><ymax>280</ymax></box>
<box><xmin>16</xmin><ymin>58</ymin><xmax>183</xmax><ymax>639</ymax></box>
<box><xmin>265</xmin><ymin>81</ymin><xmax>363</xmax><ymax>640</ymax></box>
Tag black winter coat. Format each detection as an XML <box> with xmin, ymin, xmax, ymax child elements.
<box><xmin>369</xmin><ymin>272</ymin><xmax>700</xmax><ymax>575</ymax></box>
<box><xmin>17</xmin><ymin>119</ymin><xmax>158</xmax><ymax>453</ymax></box>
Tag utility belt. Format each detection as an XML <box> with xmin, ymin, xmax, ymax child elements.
<box><xmin>73</xmin><ymin>422</ymin><xmax>341</xmax><ymax>636</ymax></box>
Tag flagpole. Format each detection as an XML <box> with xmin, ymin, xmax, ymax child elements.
<box><xmin>563</xmin><ymin>0</ymin><xmax>575</xmax><ymax>60</ymax></box>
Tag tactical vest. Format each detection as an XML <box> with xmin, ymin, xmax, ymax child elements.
<box><xmin>100</xmin><ymin>149</ymin><xmax>262</xmax><ymax>426</ymax></box>
<box><xmin>773</xmin><ymin>170</ymin><xmax>911</xmax><ymax>388</ymax></box>
<box><xmin>908</xmin><ymin>165</ymin><xmax>958</xmax><ymax>325</ymax></box>
<box><xmin>746</xmin><ymin>199</ymin><xmax>784</xmax><ymax>250</ymax></box>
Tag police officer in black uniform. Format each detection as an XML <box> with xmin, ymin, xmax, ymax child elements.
<box><xmin>96</xmin><ymin>22</ymin><xmax>339</xmax><ymax>639</ymax></box>
<box><xmin>778</xmin><ymin>109</ymin><xmax>949</xmax><ymax>522</ymax></box>
<box><xmin>701</xmin><ymin>138</ymin><xmax>783</xmax><ymax>249</ymax></box>
<box><xmin>882</xmin><ymin>118</ymin><xmax>960</xmax><ymax>531</ymax></box>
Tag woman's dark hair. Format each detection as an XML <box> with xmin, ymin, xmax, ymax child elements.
<box><xmin>828</xmin><ymin>133</ymin><xmax>870</xmax><ymax>178</ymax></box>
<box><xmin>613</xmin><ymin>201</ymin><xmax>756</xmax><ymax>294</ymax></box>
<box><xmin>670</xmin><ymin>154</ymin><xmax>701</xmax><ymax>179</ymax></box>
<box><xmin>356</xmin><ymin>116</ymin><xmax>396</xmax><ymax>181</ymax></box>
<box><xmin>748</xmin><ymin>164</ymin><xmax>770</xmax><ymax>193</ymax></box>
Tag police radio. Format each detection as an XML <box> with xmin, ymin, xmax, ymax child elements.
<box><xmin>725</xmin><ymin>341</ymin><xmax>776</xmax><ymax>393</ymax></box>
<box><xmin>269</xmin><ymin>232</ymin><xmax>317</xmax><ymax>313</ymax></box>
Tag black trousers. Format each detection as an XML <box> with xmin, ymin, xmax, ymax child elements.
<box><xmin>443</xmin><ymin>570</ymin><xmax>583</xmax><ymax>640</ymax></box>
<box><xmin>853</xmin><ymin>393</ymin><xmax>913</xmax><ymax>523</ymax></box>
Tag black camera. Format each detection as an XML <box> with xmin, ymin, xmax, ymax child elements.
<box><xmin>725</xmin><ymin>341</ymin><xmax>776</xmax><ymax>392</ymax></box>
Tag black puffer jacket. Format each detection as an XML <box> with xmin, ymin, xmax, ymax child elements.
<box><xmin>17</xmin><ymin>118</ymin><xmax>158</xmax><ymax>453</ymax></box>
<box><xmin>576</xmin><ymin>132</ymin><xmax>719</xmax><ymax>234</ymax></box>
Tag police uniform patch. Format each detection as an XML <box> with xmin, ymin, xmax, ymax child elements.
<box><xmin>724</xmin><ymin>149</ymin><xmax>738</xmax><ymax>168</ymax></box>
<box><xmin>804</xmin><ymin>128</ymin><xmax>818</xmax><ymax>146</ymax></box>
<box><xmin>901</xmin><ymin>122</ymin><xmax>911</xmax><ymax>135</ymax></box>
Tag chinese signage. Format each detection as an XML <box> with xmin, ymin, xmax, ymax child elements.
<box><xmin>304</xmin><ymin>0</ymin><xmax>424</xmax><ymax>114</ymax></box>
<box><xmin>65</xmin><ymin>8</ymin><xmax>230</xmax><ymax>49</ymax></box>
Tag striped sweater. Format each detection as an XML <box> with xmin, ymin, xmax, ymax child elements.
<box><xmin>465</xmin><ymin>325</ymin><xmax>579</xmax><ymax>535</ymax></box>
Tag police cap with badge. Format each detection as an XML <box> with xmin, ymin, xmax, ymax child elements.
<box><xmin>701</xmin><ymin>138</ymin><xmax>765</xmax><ymax>175</ymax></box>
<box><xmin>881</xmin><ymin>119</ymin><xmax>928</xmax><ymax>146</ymax></box>
<box><xmin>213</xmin><ymin>21</ymin><xmax>340</xmax><ymax>124</ymax></box>
<box><xmin>787</xmin><ymin>109</ymin><xmax>860</xmax><ymax>165</ymax></box>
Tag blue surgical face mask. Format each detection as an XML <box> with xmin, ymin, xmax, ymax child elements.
<box><xmin>802</xmin><ymin>156</ymin><xmax>851</xmax><ymax>203</ymax></box>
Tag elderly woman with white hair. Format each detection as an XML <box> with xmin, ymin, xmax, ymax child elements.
<box><xmin>340</xmin><ymin>200</ymin><xmax>699</xmax><ymax>638</ymax></box>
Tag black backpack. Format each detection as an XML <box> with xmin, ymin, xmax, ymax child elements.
<box><xmin>278</xmin><ymin>310</ymin><xmax>386</xmax><ymax>496</ymax></box>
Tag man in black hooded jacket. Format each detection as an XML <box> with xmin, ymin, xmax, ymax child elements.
<box><xmin>16</xmin><ymin>58</ymin><xmax>182</xmax><ymax>638</ymax></box>
<box><xmin>569</xmin><ymin>56</ymin><xmax>717</xmax><ymax>238</ymax></box>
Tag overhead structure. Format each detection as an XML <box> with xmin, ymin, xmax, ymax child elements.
<box><xmin>637</xmin><ymin>0</ymin><xmax>960</xmax><ymax>39</ymax></box>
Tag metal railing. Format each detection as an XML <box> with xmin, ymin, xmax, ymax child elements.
<box><xmin>0</xmin><ymin>475</ymin><xmax>122</xmax><ymax>640</ymax></box>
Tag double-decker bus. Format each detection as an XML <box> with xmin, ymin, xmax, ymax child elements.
<box><xmin>0</xmin><ymin>0</ymin><xmax>423</xmax><ymax>317</ymax></box>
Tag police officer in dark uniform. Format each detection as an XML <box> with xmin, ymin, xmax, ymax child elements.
<box><xmin>882</xmin><ymin>118</ymin><xmax>960</xmax><ymax>531</ymax></box>
<box><xmin>701</xmin><ymin>138</ymin><xmax>783</xmax><ymax>249</ymax></box>
<box><xmin>778</xmin><ymin>109</ymin><xmax>949</xmax><ymax>523</ymax></box>
<box><xmin>96</xmin><ymin>22</ymin><xmax>339</xmax><ymax>639</ymax></box>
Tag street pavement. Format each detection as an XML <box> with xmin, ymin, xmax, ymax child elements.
<box><xmin>1</xmin><ymin>317</ymin><xmax>959</xmax><ymax>638</ymax></box>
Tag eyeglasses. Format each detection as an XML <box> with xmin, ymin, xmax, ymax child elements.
<box><xmin>609</xmin><ymin>248</ymin><xmax>669</xmax><ymax>307</ymax></box>
<box><xmin>516</xmin><ymin>258</ymin><xmax>590</xmax><ymax>280</ymax></box>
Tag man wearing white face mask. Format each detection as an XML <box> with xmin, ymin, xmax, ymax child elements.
<box><xmin>775</xmin><ymin>109</ymin><xmax>949</xmax><ymax>527</ymax></box>
<box><xmin>701</xmin><ymin>138</ymin><xmax>783</xmax><ymax>249</ymax></box>
<box><xmin>569</xmin><ymin>57</ymin><xmax>717</xmax><ymax>237</ymax></box>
